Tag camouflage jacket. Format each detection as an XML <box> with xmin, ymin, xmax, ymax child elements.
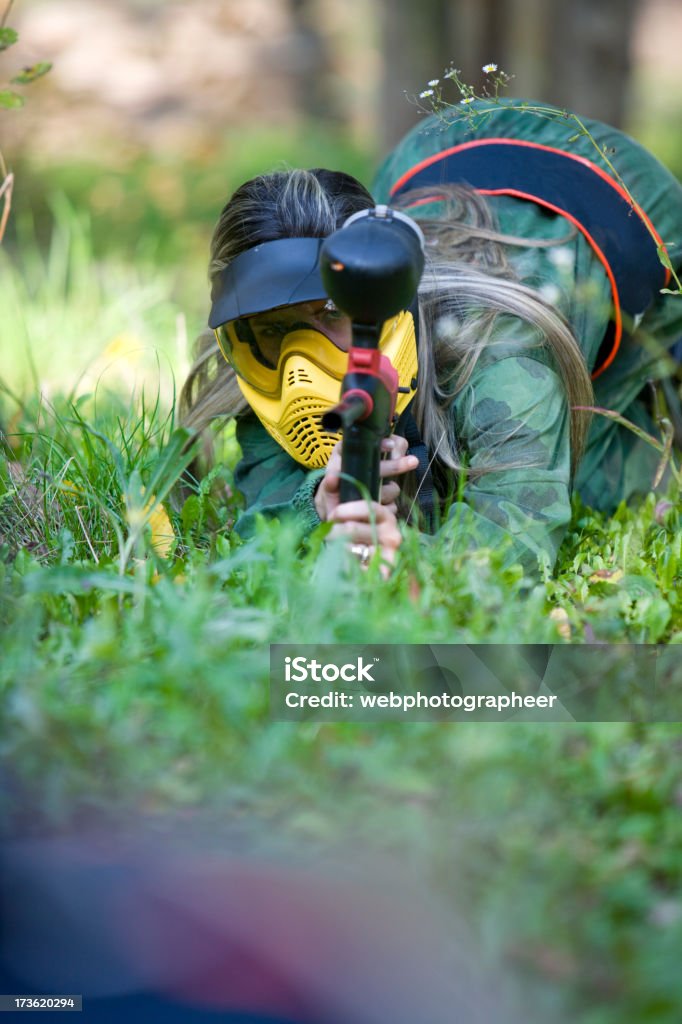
<box><xmin>231</xmin><ymin>101</ymin><xmax>682</xmax><ymax>572</ymax></box>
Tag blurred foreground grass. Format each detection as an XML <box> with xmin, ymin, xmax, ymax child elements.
<box><xmin>2</xmin><ymin>204</ymin><xmax>682</xmax><ymax>1024</ymax></box>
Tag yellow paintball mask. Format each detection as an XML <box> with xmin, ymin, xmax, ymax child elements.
<box><xmin>209</xmin><ymin>237</ymin><xmax>418</xmax><ymax>469</ymax></box>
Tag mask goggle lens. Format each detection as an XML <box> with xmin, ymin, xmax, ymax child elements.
<box><xmin>215</xmin><ymin>300</ymin><xmax>351</xmax><ymax>393</ymax></box>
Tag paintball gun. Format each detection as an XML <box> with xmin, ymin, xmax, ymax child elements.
<box><xmin>319</xmin><ymin>206</ymin><xmax>425</xmax><ymax>503</ymax></box>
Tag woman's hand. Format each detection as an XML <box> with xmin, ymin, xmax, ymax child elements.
<box><xmin>314</xmin><ymin>434</ymin><xmax>418</xmax><ymax>574</ymax></box>
<box><xmin>314</xmin><ymin>435</ymin><xmax>418</xmax><ymax>522</ymax></box>
<box><xmin>327</xmin><ymin>499</ymin><xmax>402</xmax><ymax>575</ymax></box>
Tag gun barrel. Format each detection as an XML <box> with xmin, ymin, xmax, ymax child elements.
<box><xmin>322</xmin><ymin>390</ymin><xmax>373</xmax><ymax>432</ymax></box>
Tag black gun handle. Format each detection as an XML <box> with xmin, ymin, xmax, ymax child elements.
<box><xmin>340</xmin><ymin>421</ymin><xmax>383</xmax><ymax>503</ymax></box>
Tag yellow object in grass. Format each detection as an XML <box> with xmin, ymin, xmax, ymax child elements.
<box><xmin>549</xmin><ymin>607</ymin><xmax>572</xmax><ymax>640</ymax></box>
<box><xmin>588</xmin><ymin>569</ymin><xmax>624</xmax><ymax>584</ymax></box>
<box><xmin>146</xmin><ymin>500</ymin><xmax>175</xmax><ymax>557</ymax></box>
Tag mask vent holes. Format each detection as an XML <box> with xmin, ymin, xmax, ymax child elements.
<box><xmin>282</xmin><ymin>412</ymin><xmax>340</xmax><ymax>469</ymax></box>
<box><xmin>287</xmin><ymin>367</ymin><xmax>314</xmax><ymax>387</ymax></box>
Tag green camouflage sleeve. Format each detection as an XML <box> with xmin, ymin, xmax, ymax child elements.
<box><xmin>232</xmin><ymin>414</ymin><xmax>323</xmax><ymax>538</ymax></box>
<box><xmin>443</xmin><ymin>352</ymin><xmax>573</xmax><ymax>572</ymax></box>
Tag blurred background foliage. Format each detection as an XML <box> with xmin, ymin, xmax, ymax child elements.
<box><xmin>2</xmin><ymin>0</ymin><xmax>682</xmax><ymax>270</ymax></box>
<box><xmin>2</xmin><ymin>0</ymin><xmax>681</xmax><ymax>395</ymax></box>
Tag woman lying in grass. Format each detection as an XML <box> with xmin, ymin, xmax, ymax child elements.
<box><xmin>180</xmin><ymin>99</ymin><xmax>682</xmax><ymax>574</ymax></box>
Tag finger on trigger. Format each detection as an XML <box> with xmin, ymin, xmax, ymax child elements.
<box><xmin>379</xmin><ymin>454</ymin><xmax>419</xmax><ymax>477</ymax></box>
<box><xmin>335</xmin><ymin>498</ymin><xmax>390</xmax><ymax>520</ymax></box>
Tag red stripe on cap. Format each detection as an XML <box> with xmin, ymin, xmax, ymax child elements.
<box><xmin>389</xmin><ymin>138</ymin><xmax>672</xmax><ymax>377</ymax></box>
<box><xmin>389</xmin><ymin>138</ymin><xmax>670</xmax><ymax>276</ymax></box>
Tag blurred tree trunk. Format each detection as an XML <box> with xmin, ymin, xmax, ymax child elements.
<box><xmin>544</xmin><ymin>0</ymin><xmax>641</xmax><ymax>126</ymax></box>
<box><xmin>376</xmin><ymin>0</ymin><xmax>529</xmax><ymax>148</ymax></box>
<box><xmin>470</xmin><ymin>0</ymin><xmax>512</xmax><ymax>92</ymax></box>
<box><xmin>376</xmin><ymin>0</ymin><xmax>642</xmax><ymax>152</ymax></box>
<box><xmin>378</xmin><ymin>0</ymin><xmax>454</xmax><ymax>148</ymax></box>
<box><xmin>287</xmin><ymin>0</ymin><xmax>346</xmax><ymax>125</ymax></box>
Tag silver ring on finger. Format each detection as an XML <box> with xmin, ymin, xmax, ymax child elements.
<box><xmin>350</xmin><ymin>543</ymin><xmax>372</xmax><ymax>567</ymax></box>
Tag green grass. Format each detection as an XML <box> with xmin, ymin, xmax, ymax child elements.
<box><xmin>1</xmin><ymin>195</ymin><xmax>190</xmax><ymax>401</ymax></box>
<box><xmin>2</xmin><ymin>207</ymin><xmax>682</xmax><ymax>1024</ymax></box>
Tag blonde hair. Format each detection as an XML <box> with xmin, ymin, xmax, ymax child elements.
<box><xmin>180</xmin><ymin>173</ymin><xmax>593</xmax><ymax>503</ymax></box>
<box><xmin>179</xmin><ymin>168</ymin><xmax>374</xmax><ymax>435</ymax></box>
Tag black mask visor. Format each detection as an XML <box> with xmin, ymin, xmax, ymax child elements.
<box><xmin>208</xmin><ymin>237</ymin><xmax>329</xmax><ymax>329</ymax></box>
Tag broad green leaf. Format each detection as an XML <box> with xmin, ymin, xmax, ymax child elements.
<box><xmin>0</xmin><ymin>89</ymin><xmax>24</xmax><ymax>109</ymax></box>
<box><xmin>11</xmin><ymin>61</ymin><xmax>52</xmax><ymax>85</ymax></box>
<box><xmin>180</xmin><ymin>494</ymin><xmax>201</xmax><ymax>533</ymax></box>
<box><xmin>0</xmin><ymin>27</ymin><xmax>19</xmax><ymax>50</ymax></box>
<box><xmin>620</xmin><ymin>574</ymin><xmax>659</xmax><ymax>599</ymax></box>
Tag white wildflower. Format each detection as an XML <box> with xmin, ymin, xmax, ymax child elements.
<box><xmin>436</xmin><ymin>314</ymin><xmax>460</xmax><ymax>341</ymax></box>
<box><xmin>548</xmin><ymin>247</ymin><xmax>574</xmax><ymax>271</ymax></box>
<box><xmin>538</xmin><ymin>283</ymin><xmax>562</xmax><ymax>306</ymax></box>
<box><xmin>428</xmin><ymin>79</ymin><xmax>440</xmax><ymax>87</ymax></box>
<box><xmin>419</xmin><ymin>88</ymin><xmax>434</xmax><ymax>99</ymax></box>
<box><xmin>482</xmin><ymin>63</ymin><xmax>498</xmax><ymax>74</ymax></box>
<box><xmin>460</xmin><ymin>96</ymin><xmax>474</xmax><ymax>105</ymax></box>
